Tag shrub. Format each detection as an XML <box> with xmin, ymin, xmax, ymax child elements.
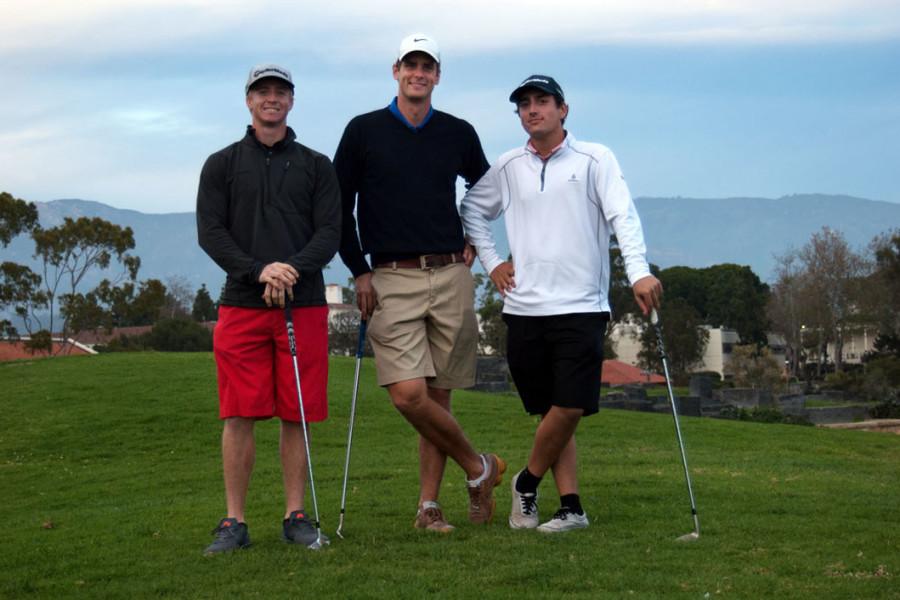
<box><xmin>23</xmin><ymin>329</ymin><xmax>52</xmax><ymax>355</ymax></box>
<box><xmin>144</xmin><ymin>318</ymin><xmax>211</xmax><ymax>351</ymax></box>
<box><xmin>99</xmin><ymin>334</ymin><xmax>150</xmax><ymax>352</ymax></box>
<box><xmin>725</xmin><ymin>345</ymin><xmax>785</xmax><ymax>391</ymax></box>
<box><xmin>719</xmin><ymin>405</ymin><xmax>813</xmax><ymax>426</ymax></box>
<box><xmin>100</xmin><ymin>319</ymin><xmax>211</xmax><ymax>352</ymax></box>
<box><xmin>822</xmin><ymin>370</ymin><xmax>862</xmax><ymax>393</ymax></box>
<box><xmin>869</xmin><ymin>400</ymin><xmax>900</xmax><ymax>419</ymax></box>
<box><xmin>859</xmin><ymin>356</ymin><xmax>900</xmax><ymax>404</ymax></box>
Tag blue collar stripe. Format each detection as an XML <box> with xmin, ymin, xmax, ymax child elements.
<box><xmin>388</xmin><ymin>97</ymin><xmax>434</xmax><ymax>132</ymax></box>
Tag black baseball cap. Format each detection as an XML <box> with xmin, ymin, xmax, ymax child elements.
<box><xmin>509</xmin><ymin>74</ymin><xmax>565</xmax><ymax>103</ymax></box>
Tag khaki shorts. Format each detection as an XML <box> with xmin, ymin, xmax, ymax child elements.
<box><xmin>368</xmin><ymin>262</ymin><xmax>477</xmax><ymax>389</ymax></box>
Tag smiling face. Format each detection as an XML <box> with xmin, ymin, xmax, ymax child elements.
<box><xmin>516</xmin><ymin>88</ymin><xmax>568</xmax><ymax>142</ymax></box>
<box><xmin>245</xmin><ymin>78</ymin><xmax>294</xmax><ymax>128</ymax></box>
<box><xmin>393</xmin><ymin>51</ymin><xmax>440</xmax><ymax>103</ymax></box>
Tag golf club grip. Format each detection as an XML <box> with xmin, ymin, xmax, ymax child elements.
<box><xmin>283</xmin><ymin>305</ymin><xmax>293</xmax><ymax>323</ymax></box>
<box><xmin>356</xmin><ymin>320</ymin><xmax>368</xmax><ymax>358</ymax></box>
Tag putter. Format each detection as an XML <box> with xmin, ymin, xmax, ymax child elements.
<box><xmin>650</xmin><ymin>308</ymin><xmax>701</xmax><ymax>542</ymax></box>
<box><xmin>284</xmin><ymin>306</ymin><xmax>329</xmax><ymax>550</ymax></box>
<box><xmin>336</xmin><ymin>318</ymin><xmax>367</xmax><ymax>539</ymax></box>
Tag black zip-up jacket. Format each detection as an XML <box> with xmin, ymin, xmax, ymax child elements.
<box><xmin>197</xmin><ymin>126</ymin><xmax>341</xmax><ymax>308</ymax></box>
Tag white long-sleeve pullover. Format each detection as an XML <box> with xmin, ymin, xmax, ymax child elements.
<box><xmin>460</xmin><ymin>134</ymin><xmax>651</xmax><ymax>316</ymax></box>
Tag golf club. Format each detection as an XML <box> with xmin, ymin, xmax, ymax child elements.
<box><xmin>283</xmin><ymin>306</ymin><xmax>328</xmax><ymax>550</ymax></box>
<box><xmin>650</xmin><ymin>308</ymin><xmax>701</xmax><ymax>542</ymax></box>
<box><xmin>336</xmin><ymin>318</ymin><xmax>367</xmax><ymax>539</ymax></box>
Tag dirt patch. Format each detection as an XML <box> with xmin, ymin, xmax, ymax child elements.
<box><xmin>820</xmin><ymin>419</ymin><xmax>900</xmax><ymax>434</ymax></box>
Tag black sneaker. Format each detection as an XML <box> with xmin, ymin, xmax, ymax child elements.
<box><xmin>204</xmin><ymin>517</ymin><xmax>250</xmax><ymax>555</ymax></box>
<box><xmin>283</xmin><ymin>510</ymin><xmax>329</xmax><ymax>547</ymax></box>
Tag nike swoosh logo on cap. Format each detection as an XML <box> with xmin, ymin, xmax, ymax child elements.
<box><xmin>414</xmin><ymin>37</ymin><xmax>428</xmax><ymax>42</ymax></box>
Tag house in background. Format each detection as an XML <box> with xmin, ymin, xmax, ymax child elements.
<box><xmin>830</xmin><ymin>327</ymin><xmax>877</xmax><ymax>365</ymax></box>
<box><xmin>0</xmin><ymin>337</ymin><xmax>96</xmax><ymax>361</ymax></box>
<box><xmin>609</xmin><ymin>319</ymin><xmax>741</xmax><ymax>378</ymax></box>
<box><xmin>602</xmin><ymin>359</ymin><xmax>665</xmax><ymax>386</ymax></box>
<box><xmin>325</xmin><ymin>283</ymin><xmax>357</xmax><ymax>321</ymax></box>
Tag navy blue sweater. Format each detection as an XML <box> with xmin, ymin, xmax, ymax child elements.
<box><xmin>334</xmin><ymin>107</ymin><xmax>489</xmax><ymax>277</ymax></box>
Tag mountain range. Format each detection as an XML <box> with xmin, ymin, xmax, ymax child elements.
<box><xmin>3</xmin><ymin>194</ymin><xmax>897</xmax><ymax>300</ymax></box>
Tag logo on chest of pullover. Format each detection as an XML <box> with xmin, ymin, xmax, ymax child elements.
<box><xmin>568</xmin><ymin>173</ymin><xmax>579</xmax><ymax>183</ymax></box>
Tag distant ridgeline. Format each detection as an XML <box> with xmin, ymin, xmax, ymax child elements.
<box><xmin>4</xmin><ymin>195</ymin><xmax>897</xmax><ymax>299</ymax></box>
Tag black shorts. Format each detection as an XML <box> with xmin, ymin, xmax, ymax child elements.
<box><xmin>503</xmin><ymin>312</ymin><xmax>610</xmax><ymax>417</ymax></box>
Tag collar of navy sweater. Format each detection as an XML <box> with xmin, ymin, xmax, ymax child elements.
<box><xmin>388</xmin><ymin>97</ymin><xmax>434</xmax><ymax>132</ymax></box>
<box><xmin>244</xmin><ymin>125</ymin><xmax>297</xmax><ymax>150</ymax></box>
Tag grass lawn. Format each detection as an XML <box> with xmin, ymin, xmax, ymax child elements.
<box><xmin>2</xmin><ymin>353</ymin><xmax>898</xmax><ymax>599</ymax></box>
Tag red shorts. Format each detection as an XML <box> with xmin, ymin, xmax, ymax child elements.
<box><xmin>213</xmin><ymin>305</ymin><xmax>329</xmax><ymax>422</ymax></box>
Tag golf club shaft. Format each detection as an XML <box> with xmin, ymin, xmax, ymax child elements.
<box><xmin>651</xmin><ymin>309</ymin><xmax>700</xmax><ymax>535</ymax></box>
<box><xmin>337</xmin><ymin>319</ymin><xmax>367</xmax><ymax>535</ymax></box>
<box><xmin>284</xmin><ymin>306</ymin><xmax>324</xmax><ymax>543</ymax></box>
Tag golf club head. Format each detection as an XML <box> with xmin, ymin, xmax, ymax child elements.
<box><xmin>676</xmin><ymin>531</ymin><xmax>700</xmax><ymax>543</ymax></box>
<box><xmin>336</xmin><ymin>513</ymin><xmax>345</xmax><ymax>539</ymax></box>
<box><xmin>307</xmin><ymin>535</ymin><xmax>331</xmax><ymax>551</ymax></box>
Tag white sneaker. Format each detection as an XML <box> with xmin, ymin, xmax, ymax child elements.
<box><xmin>509</xmin><ymin>472</ymin><xmax>539</xmax><ymax>529</ymax></box>
<box><xmin>537</xmin><ymin>508</ymin><xmax>589</xmax><ymax>533</ymax></box>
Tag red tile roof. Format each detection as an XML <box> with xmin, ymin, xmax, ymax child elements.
<box><xmin>602</xmin><ymin>359</ymin><xmax>665</xmax><ymax>386</ymax></box>
<box><xmin>0</xmin><ymin>339</ymin><xmax>95</xmax><ymax>361</ymax></box>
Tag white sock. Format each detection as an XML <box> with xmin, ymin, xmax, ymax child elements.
<box><xmin>466</xmin><ymin>455</ymin><xmax>489</xmax><ymax>487</ymax></box>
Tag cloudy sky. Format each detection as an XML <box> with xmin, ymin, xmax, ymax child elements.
<box><xmin>1</xmin><ymin>0</ymin><xmax>898</xmax><ymax>213</ymax></box>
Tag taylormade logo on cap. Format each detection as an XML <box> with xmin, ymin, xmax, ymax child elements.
<box><xmin>521</xmin><ymin>77</ymin><xmax>550</xmax><ymax>86</ymax></box>
<box><xmin>245</xmin><ymin>63</ymin><xmax>294</xmax><ymax>95</ymax></box>
<box><xmin>397</xmin><ymin>33</ymin><xmax>440</xmax><ymax>64</ymax></box>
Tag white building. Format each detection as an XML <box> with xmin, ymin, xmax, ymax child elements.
<box><xmin>608</xmin><ymin>319</ymin><xmax>741</xmax><ymax>378</ymax></box>
<box><xmin>827</xmin><ymin>327</ymin><xmax>877</xmax><ymax>365</ymax></box>
<box><xmin>325</xmin><ymin>283</ymin><xmax>343</xmax><ymax>305</ymax></box>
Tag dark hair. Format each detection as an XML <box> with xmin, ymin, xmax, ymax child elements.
<box><xmin>395</xmin><ymin>54</ymin><xmax>441</xmax><ymax>74</ymax></box>
<box><xmin>513</xmin><ymin>92</ymin><xmax>567</xmax><ymax>125</ymax></box>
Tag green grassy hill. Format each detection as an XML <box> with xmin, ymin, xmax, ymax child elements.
<box><xmin>2</xmin><ymin>353</ymin><xmax>898</xmax><ymax>598</ymax></box>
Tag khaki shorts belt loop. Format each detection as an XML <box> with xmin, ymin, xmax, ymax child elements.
<box><xmin>375</xmin><ymin>252</ymin><xmax>464</xmax><ymax>270</ymax></box>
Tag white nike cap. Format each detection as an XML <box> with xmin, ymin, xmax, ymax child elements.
<box><xmin>397</xmin><ymin>33</ymin><xmax>440</xmax><ymax>64</ymax></box>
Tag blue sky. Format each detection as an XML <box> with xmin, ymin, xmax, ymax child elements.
<box><xmin>1</xmin><ymin>1</ymin><xmax>898</xmax><ymax>213</ymax></box>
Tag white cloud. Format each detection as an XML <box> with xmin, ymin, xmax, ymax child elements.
<box><xmin>109</xmin><ymin>108</ymin><xmax>212</xmax><ymax>136</ymax></box>
<box><xmin>2</xmin><ymin>0</ymin><xmax>898</xmax><ymax>63</ymax></box>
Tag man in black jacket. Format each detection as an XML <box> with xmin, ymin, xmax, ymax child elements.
<box><xmin>197</xmin><ymin>64</ymin><xmax>341</xmax><ymax>554</ymax></box>
<box><xmin>335</xmin><ymin>35</ymin><xmax>504</xmax><ymax>532</ymax></box>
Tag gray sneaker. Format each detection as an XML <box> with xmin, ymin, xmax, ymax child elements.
<box><xmin>204</xmin><ymin>518</ymin><xmax>250</xmax><ymax>555</ymax></box>
<box><xmin>509</xmin><ymin>472</ymin><xmax>539</xmax><ymax>529</ymax></box>
<box><xmin>537</xmin><ymin>508</ymin><xmax>589</xmax><ymax>533</ymax></box>
<box><xmin>283</xmin><ymin>510</ymin><xmax>330</xmax><ymax>547</ymax></box>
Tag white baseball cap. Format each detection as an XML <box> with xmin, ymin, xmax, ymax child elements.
<box><xmin>245</xmin><ymin>64</ymin><xmax>294</xmax><ymax>95</ymax></box>
<box><xmin>397</xmin><ymin>33</ymin><xmax>440</xmax><ymax>64</ymax></box>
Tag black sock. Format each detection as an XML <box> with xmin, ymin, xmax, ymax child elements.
<box><xmin>560</xmin><ymin>494</ymin><xmax>583</xmax><ymax>515</ymax></box>
<box><xmin>515</xmin><ymin>468</ymin><xmax>542</xmax><ymax>494</ymax></box>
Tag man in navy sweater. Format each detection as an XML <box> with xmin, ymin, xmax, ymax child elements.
<box><xmin>334</xmin><ymin>34</ymin><xmax>505</xmax><ymax>531</ymax></box>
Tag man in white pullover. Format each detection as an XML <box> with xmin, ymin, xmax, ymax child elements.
<box><xmin>460</xmin><ymin>75</ymin><xmax>662</xmax><ymax>532</ymax></box>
